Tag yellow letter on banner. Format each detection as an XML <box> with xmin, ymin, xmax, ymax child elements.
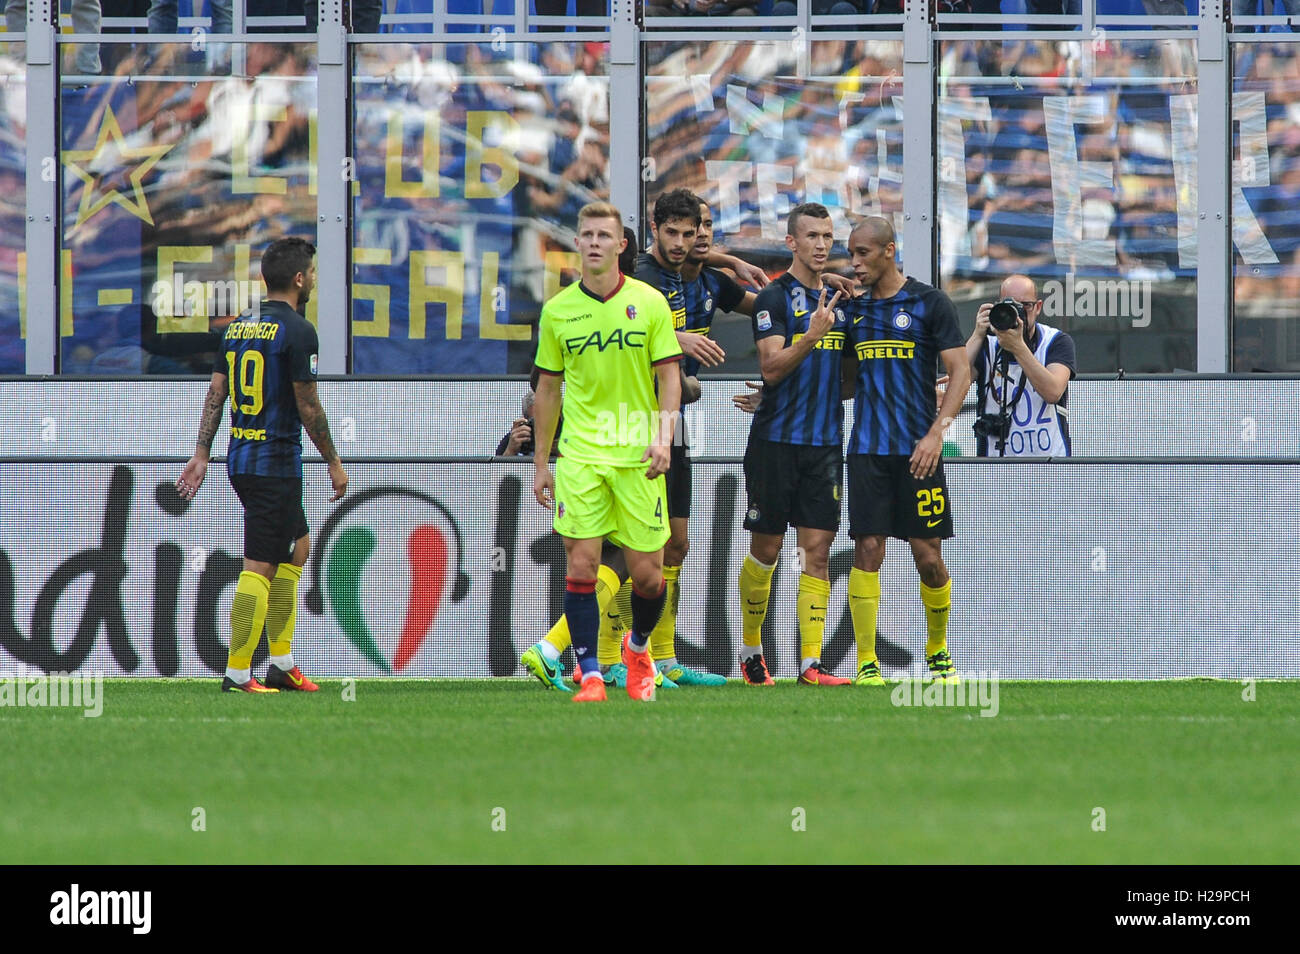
<box><xmin>478</xmin><ymin>252</ymin><xmax>528</xmax><ymax>341</ymax></box>
<box><xmin>308</xmin><ymin>110</ymin><xmax>359</xmax><ymax>198</ymax></box>
<box><xmin>60</xmin><ymin>250</ymin><xmax>74</xmax><ymax>337</ymax></box>
<box><xmin>544</xmin><ymin>250</ymin><xmax>581</xmax><ymax>304</ymax></box>
<box><xmin>156</xmin><ymin>246</ymin><xmax>214</xmax><ymax>333</ymax></box>
<box><xmin>385</xmin><ymin>111</ymin><xmax>441</xmax><ymax>199</ymax></box>
<box><xmin>466</xmin><ymin>111</ymin><xmax>520</xmax><ymax>200</ymax></box>
<box><xmin>233</xmin><ymin>102</ymin><xmax>288</xmax><ymax>195</ymax></box>
<box><xmin>353</xmin><ymin>248</ymin><xmax>392</xmax><ymax>338</ymax></box>
<box><xmin>409</xmin><ymin>251</ymin><xmax>464</xmax><ymax>340</ymax></box>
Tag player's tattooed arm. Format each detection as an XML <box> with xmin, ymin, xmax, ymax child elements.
<box><xmin>196</xmin><ymin>372</ymin><xmax>229</xmax><ymax>453</ymax></box>
<box><xmin>293</xmin><ymin>380</ymin><xmax>340</xmax><ymax>464</ymax></box>
<box><xmin>295</xmin><ymin>380</ymin><xmax>348</xmax><ymax>501</ymax></box>
<box><xmin>177</xmin><ymin>372</ymin><xmax>228</xmax><ymax>501</ymax></box>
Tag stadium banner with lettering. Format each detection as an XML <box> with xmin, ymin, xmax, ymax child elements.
<box><xmin>349</xmin><ymin>42</ymin><xmax>608</xmax><ymax>374</ymax></box>
<box><xmin>55</xmin><ymin>44</ymin><xmax>320</xmax><ymax>375</ymax></box>
<box><xmin>31</xmin><ymin>42</ymin><xmax>612</xmax><ymax>377</ymax></box>
<box><xmin>0</xmin><ymin>460</ymin><xmax>1294</xmax><ymax>680</ymax></box>
<box><xmin>641</xmin><ymin>37</ymin><xmax>1225</xmax><ymax>373</ymax></box>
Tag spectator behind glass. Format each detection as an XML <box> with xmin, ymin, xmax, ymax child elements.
<box><xmin>1231</xmin><ymin>0</ymin><xmax>1300</xmax><ymax>29</ymax></box>
<box><xmin>147</xmin><ymin>0</ymin><xmax>231</xmax><ymax>33</ymax></box>
<box><xmin>770</xmin><ymin>0</ymin><xmax>863</xmax><ymax>14</ymax></box>
<box><xmin>644</xmin><ymin>0</ymin><xmax>757</xmax><ymax>14</ymax></box>
<box><xmin>4</xmin><ymin>1</ymin><xmax>101</xmax><ymax>74</ymax></box>
<box><xmin>534</xmin><ymin>0</ymin><xmax>607</xmax><ymax>16</ymax></box>
<box><xmin>248</xmin><ymin>0</ymin><xmax>307</xmax><ymax>32</ymax></box>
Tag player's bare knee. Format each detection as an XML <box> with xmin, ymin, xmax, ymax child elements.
<box><xmin>567</xmin><ymin>552</ymin><xmax>600</xmax><ymax>582</ymax></box>
<box><xmin>750</xmin><ymin>539</ymin><xmax>782</xmax><ymax>566</ymax></box>
<box><xmin>915</xmin><ymin>556</ymin><xmax>948</xmax><ymax>588</ymax></box>
<box><xmin>854</xmin><ymin>537</ymin><xmax>886</xmax><ymax>572</ymax></box>
<box><xmin>800</xmin><ymin>547</ymin><xmax>830</xmax><ymax>578</ymax></box>
<box><xmin>631</xmin><ymin>566</ymin><xmax>664</xmax><ymax>596</ymax></box>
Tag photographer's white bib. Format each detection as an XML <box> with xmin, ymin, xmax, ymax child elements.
<box><xmin>980</xmin><ymin>323</ymin><xmax>1072</xmax><ymax>458</ymax></box>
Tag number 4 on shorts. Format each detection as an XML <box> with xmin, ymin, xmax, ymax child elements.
<box><xmin>654</xmin><ymin>498</ymin><xmax>663</xmax><ymax>520</ymax></box>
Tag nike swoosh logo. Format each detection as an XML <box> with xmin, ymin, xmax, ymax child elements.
<box><xmin>746</xmin><ymin>599</ymin><xmax>766</xmax><ymax>605</ymax></box>
<box><xmin>854</xmin><ymin>315</ymin><xmax>864</xmax><ymax>324</ymax></box>
<box><xmin>288</xmin><ymin>671</ymin><xmax>303</xmax><ymax>686</ymax></box>
<box><xmin>795</xmin><ymin>310</ymin><xmax>807</xmax><ymax>317</ymax></box>
<box><xmin>927</xmin><ymin>519</ymin><xmax>942</xmax><ymax>527</ymax></box>
<box><xmin>810</xmin><ymin>604</ymin><xmax>826</xmax><ymax>611</ymax></box>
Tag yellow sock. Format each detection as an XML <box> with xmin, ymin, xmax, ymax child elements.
<box><xmin>649</xmin><ymin>564</ymin><xmax>680</xmax><ymax>662</ymax></box>
<box><xmin>921</xmin><ymin>579</ymin><xmax>952</xmax><ymax>658</ymax></box>
<box><xmin>544</xmin><ymin>564</ymin><xmax>621</xmax><ymax>656</ymax></box>
<box><xmin>848</xmin><ymin>568</ymin><xmax>881</xmax><ymax>668</ymax></box>
<box><xmin>616</xmin><ymin>578</ymin><xmax>634</xmax><ymax>633</ymax></box>
<box><xmin>738</xmin><ymin>554</ymin><xmax>776</xmax><ymax>648</ymax></box>
<box><xmin>597</xmin><ymin>579</ymin><xmax>635</xmax><ymax>666</ymax></box>
<box><xmin>265</xmin><ymin>563</ymin><xmax>303</xmax><ymax>658</ymax></box>
<box><xmin>228</xmin><ymin>570</ymin><xmax>271</xmax><ymax>669</ymax></box>
<box><xmin>797</xmin><ymin>573</ymin><xmax>830</xmax><ymax>666</ymax></box>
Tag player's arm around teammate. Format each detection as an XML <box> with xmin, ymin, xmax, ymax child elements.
<box><xmin>844</xmin><ymin>217</ymin><xmax>970</xmax><ymax>685</ymax></box>
<box><xmin>739</xmin><ymin>207</ymin><xmax>851</xmax><ymax>686</ymax></box>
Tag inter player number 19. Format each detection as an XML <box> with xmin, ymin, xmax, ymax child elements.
<box><xmin>225</xmin><ymin>351</ymin><xmax>266</xmax><ymax>416</ymax></box>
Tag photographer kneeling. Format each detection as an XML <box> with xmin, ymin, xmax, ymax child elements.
<box><xmin>968</xmin><ymin>275</ymin><xmax>1077</xmax><ymax>457</ymax></box>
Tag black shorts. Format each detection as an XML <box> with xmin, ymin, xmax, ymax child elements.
<box><xmin>229</xmin><ymin>474</ymin><xmax>309</xmax><ymax>563</ymax></box>
<box><xmin>848</xmin><ymin>454</ymin><xmax>954</xmax><ymax>541</ymax></box>
<box><xmin>667</xmin><ymin>439</ymin><xmax>691</xmax><ymax>520</ymax></box>
<box><xmin>742</xmin><ymin>436</ymin><xmax>842</xmax><ymax>535</ymax></box>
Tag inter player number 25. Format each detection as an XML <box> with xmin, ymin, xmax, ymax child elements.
<box><xmin>225</xmin><ymin>351</ymin><xmax>265</xmax><ymax>416</ymax></box>
<box><xmin>916</xmin><ymin>487</ymin><xmax>946</xmax><ymax>517</ymax></box>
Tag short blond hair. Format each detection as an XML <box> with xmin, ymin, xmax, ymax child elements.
<box><xmin>578</xmin><ymin>202</ymin><xmax>623</xmax><ymax>228</ymax></box>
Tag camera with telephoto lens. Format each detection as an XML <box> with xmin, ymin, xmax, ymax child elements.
<box><xmin>988</xmin><ymin>298</ymin><xmax>1026</xmax><ymax>332</ymax></box>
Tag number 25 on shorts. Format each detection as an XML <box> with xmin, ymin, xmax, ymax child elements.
<box><xmin>916</xmin><ymin>487</ymin><xmax>945</xmax><ymax>517</ymax></box>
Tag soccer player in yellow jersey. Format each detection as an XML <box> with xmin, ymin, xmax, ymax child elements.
<box><xmin>532</xmin><ymin>202</ymin><xmax>684</xmax><ymax>702</ymax></box>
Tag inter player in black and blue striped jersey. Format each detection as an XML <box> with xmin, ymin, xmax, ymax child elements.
<box><xmin>738</xmin><ymin>202</ymin><xmax>852</xmax><ymax>688</ymax></box>
<box><xmin>841</xmin><ymin>217</ymin><xmax>970</xmax><ymax>687</ymax></box>
<box><xmin>177</xmin><ymin>237</ymin><xmax>348</xmax><ymax>694</ymax></box>
<box><xmin>631</xmin><ymin>189</ymin><xmax>735</xmax><ymax>687</ymax></box>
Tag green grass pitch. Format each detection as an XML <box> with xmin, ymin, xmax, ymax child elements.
<box><xmin>1</xmin><ymin>679</ymin><xmax>1296</xmax><ymax>864</ymax></box>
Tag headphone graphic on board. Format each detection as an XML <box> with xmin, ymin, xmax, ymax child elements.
<box><xmin>304</xmin><ymin>486</ymin><xmax>472</xmax><ymax>616</ymax></box>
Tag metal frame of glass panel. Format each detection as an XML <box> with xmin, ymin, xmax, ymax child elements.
<box><xmin>4</xmin><ymin>0</ymin><xmax>1284</xmax><ymax>372</ymax></box>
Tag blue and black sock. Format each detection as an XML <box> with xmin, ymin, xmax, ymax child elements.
<box><xmin>564</xmin><ymin>577</ymin><xmax>600</xmax><ymax>677</ymax></box>
<box><xmin>628</xmin><ymin>580</ymin><xmax>667</xmax><ymax>652</ymax></box>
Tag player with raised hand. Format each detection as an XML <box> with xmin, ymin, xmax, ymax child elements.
<box><xmin>738</xmin><ymin>203</ymin><xmax>851</xmax><ymax>688</ymax></box>
<box><xmin>841</xmin><ymin>216</ymin><xmax>970</xmax><ymax>686</ymax></box>
<box><xmin>532</xmin><ymin>202</ymin><xmax>683</xmax><ymax>703</ymax></box>
<box><xmin>177</xmin><ymin>236</ymin><xmax>348</xmax><ymax>694</ymax></box>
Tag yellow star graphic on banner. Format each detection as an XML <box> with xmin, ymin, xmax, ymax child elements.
<box><xmin>62</xmin><ymin>103</ymin><xmax>175</xmax><ymax>231</ymax></box>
